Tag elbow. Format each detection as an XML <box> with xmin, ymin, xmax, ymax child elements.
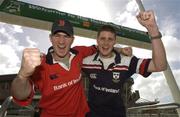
<box><xmin>155</xmin><ymin>63</ymin><xmax>167</xmax><ymax>72</ymax></box>
<box><xmin>156</xmin><ymin>66</ymin><xmax>167</xmax><ymax>72</ymax></box>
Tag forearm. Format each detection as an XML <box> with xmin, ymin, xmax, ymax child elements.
<box><xmin>11</xmin><ymin>48</ymin><xmax>41</xmax><ymax>100</ymax></box>
<box><xmin>149</xmin><ymin>28</ymin><xmax>167</xmax><ymax>71</ymax></box>
<box><xmin>151</xmin><ymin>38</ymin><xmax>167</xmax><ymax>71</ymax></box>
<box><xmin>11</xmin><ymin>74</ymin><xmax>32</xmax><ymax>100</ymax></box>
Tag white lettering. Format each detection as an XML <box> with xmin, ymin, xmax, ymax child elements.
<box><xmin>53</xmin><ymin>83</ymin><xmax>67</xmax><ymax>91</ymax></box>
<box><xmin>93</xmin><ymin>85</ymin><xmax>120</xmax><ymax>94</ymax></box>
<box><xmin>53</xmin><ymin>74</ymin><xmax>82</xmax><ymax>91</ymax></box>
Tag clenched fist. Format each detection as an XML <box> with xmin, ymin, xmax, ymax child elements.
<box><xmin>18</xmin><ymin>48</ymin><xmax>42</xmax><ymax>79</ymax></box>
<box><xmin>121</xmin><ymin>47</ymin><xmax>133</xmax><ymax>56</ymax></box>
<box><xmin>136</xmin><ymin>10</ymin><xmax>159</xmax><ymax>36</ymax></box>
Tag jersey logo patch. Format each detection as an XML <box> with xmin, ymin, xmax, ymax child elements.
<box><xmin>112</xmin><ymin>72</ymin><xmax>120</xmax><ymax>83</ymax></box>
<box><xmin>90</xmin><ymin>73</ymin><xmax>97</xmax><ymax>79</ymax></box>
<box><xmin>49</xmin><ymin>74</ymin><xmax>58</xmax><ymax>80</ymax></box>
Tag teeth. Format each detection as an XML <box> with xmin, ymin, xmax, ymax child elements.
<box><xmin>103</xmin><ymin>47</ymin><xmax>108</xmax><ymax>49</ymax></box>
<box><xmin>58</xmin><ymin>45</ymin><xmax>65</xmax><ymax>48</ymax></box>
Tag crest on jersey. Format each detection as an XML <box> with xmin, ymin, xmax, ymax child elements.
<box><xmin>90</xmin><ymin>73</ymin><xmax>97</xmax><ymax>79</ymax></box>
<box><xmin>112</xmin><ymin>72</ymin><xmax>120</xmax><ymax>83</ymax></box>
<box><xmin>58</xmin><ymin>20</ymin><xmax>65</xmax><ymax>26</ymax></box>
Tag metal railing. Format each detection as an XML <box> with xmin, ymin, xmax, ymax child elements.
<box><xmin>127</xmin><ymin>114</ymin><xmax>178</xmax><ymax>117</ymax></box>
<box><xmin>1</xmin><ymin>96</ymin><xmax>179</xmax><ymax>117</ymax></box>
<box><xmin>0</xmin><ymin>96</ymin><xmax>12</xmax><ymax>117</ymax></box>
<box><xmin>128</xmin><ymin>102</ymin><xmax>180</xmax><ymax>110</ymax></box>
<box><xmin>0</xmin><ymin>96</ymin><xmax>35</xmax><ymax>117</ymax></box>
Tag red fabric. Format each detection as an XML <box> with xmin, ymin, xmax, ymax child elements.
<box><xmin>139</xmin><ymin>59</ymin><xmax>146</xmax><ymax>75</ymax></box>
<box><xmin>139</xmin><ymin>59</ymin><xmax>151</xmax><ymax>77</ymax></box>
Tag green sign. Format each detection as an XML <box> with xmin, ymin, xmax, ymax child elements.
<box><xmin>0</xmin><ymin>0</ymin><xmax>151</xmax><ymax>43</ymax></box>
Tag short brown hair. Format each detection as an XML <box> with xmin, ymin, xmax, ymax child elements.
<box><xmin>97</xmin><ymin>25</ymin><xmax>116</xmax><ymax>37</ymax></box>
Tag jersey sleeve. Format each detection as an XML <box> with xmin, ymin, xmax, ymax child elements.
<box><xmin>73</xmin><ymin>45</ymin><xmax>96</xmax><ymax>58</ymax></box>
<box><xmin>129</xmin><ymin>56</ymin><xmax>152</xmax><ymax>77</ymax></box>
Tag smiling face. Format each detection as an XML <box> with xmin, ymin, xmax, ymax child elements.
<box><xmin>50</xmin><ymin>32</ymin><xmax>74</xmax><ymax>60</ymax></box>
<box><xmin>97</xmin><ymin>31</ymin><xmax>116</xmax><ymax>58</ymax></box>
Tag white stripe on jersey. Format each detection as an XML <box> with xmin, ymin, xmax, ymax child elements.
<box><xmin>82</xmin><ymin>66</ymin><xmax>102</xmax><ymax>69</ymax></box>
<box><xmin>108</xmin><ymin>67</ymin><xmax>128</xmax><ymax>71</ymax></box>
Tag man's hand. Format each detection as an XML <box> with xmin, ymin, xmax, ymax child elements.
<box><xmin>121</xmin><ymin>47</ymin><xmax>133</xmax><ymax>56</ymax></box>
<box><xmin>18</xmin><ymin>48</ymin><xmax>42</xmax><ymax>79</ymax></box>
<box><xmin>136</xmin><ymin>10</ymin><xmax>159</xmax><ymax>37</ymax></box>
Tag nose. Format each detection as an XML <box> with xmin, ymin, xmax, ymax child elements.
<box><xmin>58</xmin><ymin>38</ymin><xmax>65</xmax><ymax>44</ymax></box>
<box><xmin>103</xmin><ymin>39</ymin><xmax>110</xmax><ymax>46</ymax></box>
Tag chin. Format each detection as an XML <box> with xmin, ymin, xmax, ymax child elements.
<box><xmin>100</xmin><ymin>54</ymin><xmax>110</xmax><ymax>58</ymax></box>
<box><xmin>101</xmin><ymin>51</ymin><xmax>110</xmax><ymax>55</ymax></box>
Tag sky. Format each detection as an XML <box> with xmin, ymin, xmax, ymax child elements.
<box><xmin>0</xmin><ymin>0</ymin><xmax>180</xmax><ymax>104</ymax></box>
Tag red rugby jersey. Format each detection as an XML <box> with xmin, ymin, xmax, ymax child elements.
<box><xmin>14</xmin><ymin>45</ymin><xmax>96</xmax><ymax>117</ymax></box>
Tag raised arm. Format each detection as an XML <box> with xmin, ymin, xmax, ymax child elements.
<box><xmin>136</xmin><ymin>10</ymin><xmax>167</xmax><ymax>72</ymax></box>
<box><xmin>11</xmin><ymin>48</ymin><xmax>41</xmax><ymax>100</ymax></box>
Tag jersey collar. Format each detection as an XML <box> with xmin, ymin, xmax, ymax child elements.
<box><xmin>46</xmin><ymin>46</ymin><xmax>78</xmax><ymax>65</ymax></box>
<box><xmin>93</xmin><ymin>49</ymin><xmax>121</xmax><ymax>64</ymax></box>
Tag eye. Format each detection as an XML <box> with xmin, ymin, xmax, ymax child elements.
<box><xmin>64</xmin><ymin>35</ymin><xmax>71</xmax><ymax>39</ymax></box>
<box><xmin>53</xmin><ymin>34</ymin><xmax>59</xmax><ymax>38</ymax></box>
<box><xmin>53</xmin><ymin>34</ymin><xmax>71</xmax><ymax>39</ymax></box>
<box><xmin>99</xmin><ymin>37</ymin><xmax>106</xmax><ymax>41</ymax></box>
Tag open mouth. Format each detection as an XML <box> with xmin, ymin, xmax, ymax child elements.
<box><xmin>57</xmin><ymin>45</ymin><xmax>66</xmax><ymax>49</ymax></box>
<box><xmin>102</xmin><ymin>47</ymin><xmax>109</xmax><ymax>51</ymax></box>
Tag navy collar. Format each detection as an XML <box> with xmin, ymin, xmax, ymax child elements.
<box><xmin>93</xmin><ymin>49</ymin><xmax>121</xmax><ymax>64</ymax></box>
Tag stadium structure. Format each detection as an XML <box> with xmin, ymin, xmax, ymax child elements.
<box><xmin>0</xmin><ymin>0</ymin><xmax>180</xmax><ymax>117</ymax></box>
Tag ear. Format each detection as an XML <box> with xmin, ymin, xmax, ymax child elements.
<box><xmin>96</xmin><ymin>37</ymin><xmax>99</xmax><ymax>45</ymax></box>
<box><xmin>49</xmin><ymin>34</ymin><xmax>53</xmax><ymax>42</ymax></box>
<box><xmin>70</xmin><ymin>36</ymin><xmax>75</xmax><ymax>45</ymax></box>
<box><xmin>115</xmin><ymin>36</ymin><xmax>117</xmax><ymax>42</ymax></box>
<box><xmin>112</xmin><ymin>37</ymin><xmax>116</xmax><ymax>46</ymax></box>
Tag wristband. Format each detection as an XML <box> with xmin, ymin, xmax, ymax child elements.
<box><xmin>150</xmin><ymin>32</ymin><xmax>162</xmax><ymax>40</ymax></box>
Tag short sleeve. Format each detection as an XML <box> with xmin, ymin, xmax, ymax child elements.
<box><xmin>129</xmin><ymin>56</ymin><xmax>152</xmax><ymax>77</ymax></box>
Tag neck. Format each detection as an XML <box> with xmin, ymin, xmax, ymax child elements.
<box><xmin>99</xmin><ymin>53</ymin><xmax>114</xmax><ymax>59</ymax></box>
<box><xmin>52</xmin><ymin>53</ymin><xmax>70</xmax><ymax>68</ymax></box>
<box><xmin>52</xmin><ymin>53</ymin><xmax>70</xmax><ymax>62</ymax></box>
